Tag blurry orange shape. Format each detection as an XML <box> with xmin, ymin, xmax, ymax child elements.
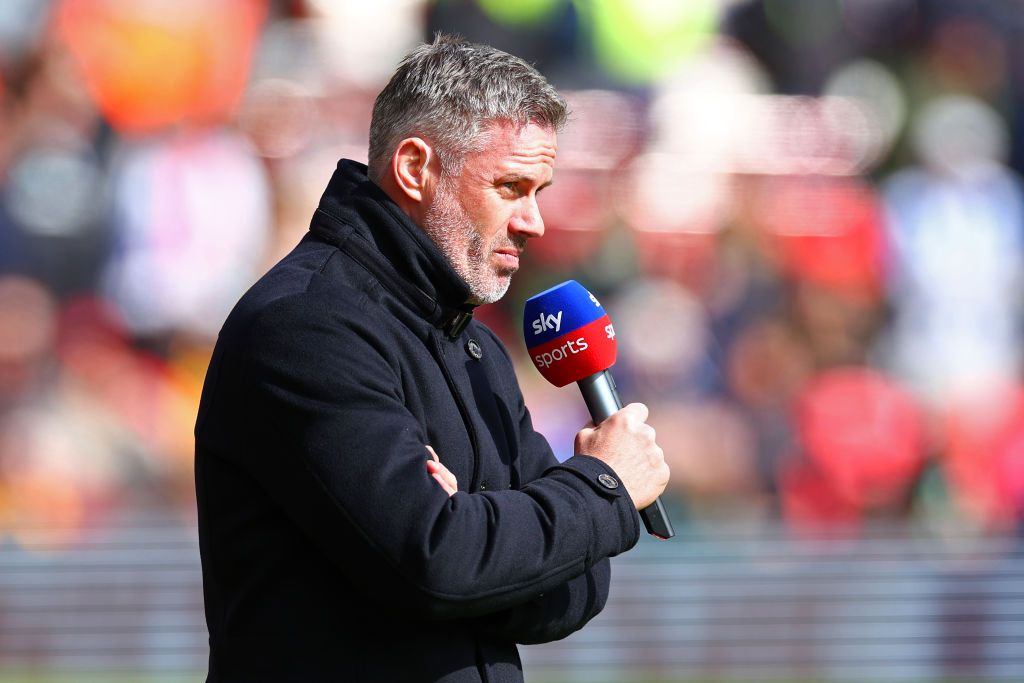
<box><xmin>945</xmin><ymin>385</ymin><xmax>1024</xmax><ymax>529</ymax></box>
<box><xmin>796</xmin><ymin>367</ymin><xmax>925</xmax><ymax>511</ymax></box>
<box><xmin>3</xmin><ymin>468</ymin><xmax>85</xmax><ymax>546</ymax></box>
<box><xmin>158</xmin><ymin>346</ymin><xmax>212</xmax><ymax>487</ymax></box>
<box><xmin>55</xmin><ymin>0</ymin><xmax>267</xmax><ymax>135</ymax></box>
<box><xmin>755</xmin><ymin>175</ymin><xmax>886</xmax><ymax>303</ymax></box>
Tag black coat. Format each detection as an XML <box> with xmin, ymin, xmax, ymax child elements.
<box><xmin>195</xmin><ymin>160</ymin><xmax>640</xmax><ymax>682</ymax></box>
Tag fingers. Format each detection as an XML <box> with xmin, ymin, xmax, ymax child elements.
<box><xmin>620</xmin><ymin>402</ymin><xmax>649</xmax><ymax>423</ymax></box>
<box><xmin>618</xmin><ymin>404</ymin><xmax>657</xmax><ymax>455</ymax></box>
<box><xmin>652</xmin><ymin>445</ymin><xmax>668</xmax><ymax>483</ymax></box>
<box><xmin>440</xmin><ymin>464</ymin><xmax>458</xmax><ymax>493</ymax></box>
<box><xmin>573</xmin><ymin>400</ymin><xmax>669</xmax><ymax>510</ymax></box>
<box><xmin>426</xmin><ymin>460</ymin><xmax>458</xmax><ymax>496</ymax></box>
<box><xmin>425</xmin><ymin>445</ymin><xmax>458</xmax><ymax>497</ymax></box>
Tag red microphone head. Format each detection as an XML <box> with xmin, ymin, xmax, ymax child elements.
<box><xmin>522</xmin><ymin>280</ymin><xmax>617</xmax><ymax>387</ymax></box>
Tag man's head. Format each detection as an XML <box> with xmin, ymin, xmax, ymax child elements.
<box><xmin>369</xmin><ymin>34</ymin><xmax>567</xmax><ymax>304</ymax></box>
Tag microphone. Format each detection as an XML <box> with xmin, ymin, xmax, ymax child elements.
<box><xmin>523</xmin><ymin>280</ymin><xmax>674</xmax><ymax>540</ymax></box>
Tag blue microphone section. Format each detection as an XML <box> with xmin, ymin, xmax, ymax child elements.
<box><xmin>522</xmin><ymin>280</ymin><xmax>607</xmax><ymax>349</ymax></box>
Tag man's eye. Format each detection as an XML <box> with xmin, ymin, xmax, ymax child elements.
<box><xmin>501</xmin><ymin>182</ymin><xmax>518</xmax><ymax>192</ymax></box>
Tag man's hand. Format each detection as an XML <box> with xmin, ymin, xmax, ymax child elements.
<box><xmin>574</xmin><ymin>402</ymin><xmax>669</xmax><ymax>511</ymax></box>
<box><xmin>426</xmin><ymin>445</ymin><xmax>458</xmax><ymax>497</ymax></box>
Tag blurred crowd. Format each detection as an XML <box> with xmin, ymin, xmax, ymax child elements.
<box><xmin>2</xmin><ymin>0</ymin><xmax>1024</xmax><ymax>545</ymax></box>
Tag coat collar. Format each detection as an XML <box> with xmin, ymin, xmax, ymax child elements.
<box><xmin>311</xmin><ymin>159</ymin><xmax>475</xmax><ymax>338</ymax></box>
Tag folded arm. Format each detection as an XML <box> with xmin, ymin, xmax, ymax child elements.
<box><xmin>202</xmin><ymin>295</ymin><xmax>639</xmax><ymax>622</ymax></box>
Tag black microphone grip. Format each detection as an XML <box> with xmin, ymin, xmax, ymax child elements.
<box><xmin>577</xmin><ymin>371</ymin><xmax>675</xmax><ymax>540</ymax></box>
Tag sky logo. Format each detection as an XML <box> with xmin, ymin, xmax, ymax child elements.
<box><xmin>531</xmin><ymin>310</ymin><xmax>563</xmax><ymax>335</ymax></box>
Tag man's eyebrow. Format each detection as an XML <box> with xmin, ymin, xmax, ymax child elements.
<box><xmin>499</xmin><ymin>173</ymin><xmax>553</xmax><ymax>190</ymax></box>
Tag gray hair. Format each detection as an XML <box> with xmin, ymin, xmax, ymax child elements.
<box><xmin>367</xmin><ymin>33</ymin><xmax>567</xmax><ymax>181</ymax></box>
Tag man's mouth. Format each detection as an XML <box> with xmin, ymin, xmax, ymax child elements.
<box><xmin>494</xmin><ymin>248</ymin><xmax>521</xmax><ymax>269</ymax></box>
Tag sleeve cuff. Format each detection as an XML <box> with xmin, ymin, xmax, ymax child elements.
<box><xmin>544</xmin><ymin>454</ymin><xmax>641</xmax><ymax>560</ymax></box>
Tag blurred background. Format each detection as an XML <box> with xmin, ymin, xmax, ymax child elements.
<box><xmin>1</xmin><ymin>0</ymin><xmax>1024</xmax><ymax>681</ymax></box>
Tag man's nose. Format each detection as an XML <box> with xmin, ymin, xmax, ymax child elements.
<box><xmin>510</xmin><ymin>196</ymin><xmax>545</xmax><ymax>239</ymax></box>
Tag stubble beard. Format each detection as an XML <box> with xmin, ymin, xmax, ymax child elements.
<box><xmin>423</xmin><ymin>180</ymin><xmax>523</xmax><ymax>305</ymax></box>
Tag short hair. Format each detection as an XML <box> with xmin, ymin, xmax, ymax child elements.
<box><xmin>367</xmin><ymin>33</ymin><xmax>567</xmax><ymax>181</ymax></box>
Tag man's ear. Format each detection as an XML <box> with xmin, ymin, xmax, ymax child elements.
<box><xmin>390</xmin><ymin>137</ymin><xmax>438</xmax><ymax>205</ymax></box>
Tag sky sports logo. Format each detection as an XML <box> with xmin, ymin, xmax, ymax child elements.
<box><xmin>523</xmin><ymin>280</ymin><xmax>618</xmax><ymax>387</ymax></box>
<box><xmin>531</xmin><ymin>310</ymin><xmax>563</xmax><ymax>335</ymax></box>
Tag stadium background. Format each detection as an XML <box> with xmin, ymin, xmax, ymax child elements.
<box><xmin>1</xmin><ymin>0</ymin><xmax>1023</xmax><ymax>681</ymax></box>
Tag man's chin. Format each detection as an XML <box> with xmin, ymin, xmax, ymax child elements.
<box><xmin>468</xmin><ymin>274</ymin><xmax>513</xmax><ymax>305</ymax></box>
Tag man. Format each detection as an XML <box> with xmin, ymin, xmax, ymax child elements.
<box><xmin>195</xmin><ymin>34</ymin><xmax>669</xmax><ymax>682</ymax></box>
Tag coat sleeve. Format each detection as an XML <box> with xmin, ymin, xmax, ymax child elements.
<box><xmin>468</xmin><ymin>329</ymin><xmax>616</xmax><ymax>643</ymax></box>
<box><xmin>213</xmin><ymin>293</ymin><xmax>640</xmax><ymax>622</ymax></box>
<box><xmin>475</xmin><ymin>557</ymin><xmax>611</xmax><ymax>644</ymax></box>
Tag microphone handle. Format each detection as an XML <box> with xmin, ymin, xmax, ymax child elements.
<box><xmin>577</xmin><ymin>371</ymin><xmax>675</xmax><ymax>540</ymax></box>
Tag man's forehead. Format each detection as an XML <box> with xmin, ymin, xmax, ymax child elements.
<box><xmin>481</xmin><ymin>119</ymin><xmax>556</xmax><ymax>147</ymax></box>
<box><xmin>471</xmin><ymin>120</ymin><xmax>557</xmax><ymax>172</ymax></box>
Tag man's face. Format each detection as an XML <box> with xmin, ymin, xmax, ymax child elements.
<box><xmin>423</xmin><ymin>121</ymin><xmax>556</xmax><ymax>304</ymax></box>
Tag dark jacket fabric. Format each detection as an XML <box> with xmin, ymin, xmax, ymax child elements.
<box><xmin>194</xmin><ymin>160</ymin><xmax>641</xmax><ymax>682</ymax></box>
